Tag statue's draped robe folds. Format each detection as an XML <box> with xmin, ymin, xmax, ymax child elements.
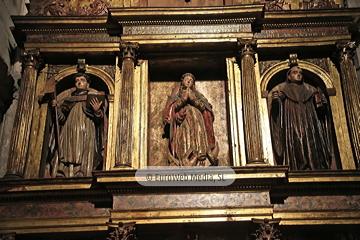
<box><xmin>49</xmin><ymin>88</ymin><xmax>107</xmax><ymax>177</ymax></box>
<box><xmin>163</xmin><ymin>85</ymin><xmax>217</xmax><ymax>166</ymax></box>
<box><xmin>269</xmin><ymin>81</ymin><xmax>332</xmax><ymax>170</ymax></box>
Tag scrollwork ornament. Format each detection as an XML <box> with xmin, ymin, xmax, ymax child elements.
<box><xmin>20</xmin><ymin>49</ymin><xmax>42</xmax><ymax>69</ymax></box>
<box><xmin>120</xmin><ymin>41</ymin><xmax>139</xmax><ymax>64</ymax></box>
<box><xmin>107</xmin><ymin>222</ymin><xmax>137</xmax><ymax>240</ymax></box>
<box><xmin>237</xmin><ymin>38</ymin><xmax>257</xmax><ymax>62</ymax></box>
<box><xmin>87</xmin><ymin>0</ymin><xmax>109</xmax><ymax>16</ymax></box>
<box><xmin>336</xmin><ymin>41</ymin><xmax>356</xmax><ymax>62</ymax></box>
<box><xmin>251</xmin><ymin>219</ymin><xmax>282</xmax><ymax>240</ymax></box>
<box><xmin>300</xmin><ymin>0</ymin><xmax>339</xmax><ymax>9</ymax></box>
<box><xmin>255</xmin><ymin>0</ymin><xmax>291</xmax><ymax>10</ymax></box>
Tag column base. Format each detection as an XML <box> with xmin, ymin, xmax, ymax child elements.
<box><xmin>246</xmin><ymin>159</ymin><xmax>269</xmax><ymax>166</ymax></box>
<box><xmin>2</xmin><ymin>172</ymin><xmax>24</xmax><ymax>180</ymax></box>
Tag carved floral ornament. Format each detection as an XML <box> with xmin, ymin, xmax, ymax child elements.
<box><xmin>336</xmin><ymin>41</ymin><xmax>356</xmax><ymax>61</ymax></box>
<box><xmin>300</xmin><ymin>0</ymin><xmax>339</xmax><ymax>9</ymax></box>
<box><xmin>237</xmin><ymin>38</ymin><xmax>257</xmax><ymax>60</ymax></box>
<box><xmin>120</xmin><ymin>42</ymin><xmax>139</xmax><ymax>63</ymax></box>
<box><xmin>31</xmin><ymin>0</ymin><xmax>110</xmax><ymax>16</ymax></box>
<box><xmin>20</xmin><ymin>49</ymin><xmax>42</xmax><ymax>69</ymax></box>
<box><xmin>251</xmin><ymin>219</ymin><xmax>282</xmax><ymax>240</ymax></box>
<box><xmin>28</xmin><ymin>0</ymin><xmax>343</xmax><ymax>15</ymax></box>
<box><xmin>107</xmin><ymin>222</ymin><xmax>137</xmax><ymax>240</ymax></box>
<box><xmin>254</xmin><ymin>0</ymin><xmax>291</xmax><ymax>10</ymax></box>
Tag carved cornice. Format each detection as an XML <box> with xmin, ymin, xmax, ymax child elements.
<box><xmin>12</xmin><ymin>15</ymin><xmax>109</xmax><ymax>24</ymax></box>
<box><xmin>262</xmin><ymin>8</ymin><xmax>360</xmax><ymax>34</ymax></box>
<box><xmin>263</xmin><ymin>8</ymin><xmax>360</xmax><ymax>19</ymax></box>
<box><xmin>11</xmin><ymin>15</ymin><xmax>120</xmax><ymax>37</ymax></box>
<box><xmin>119</xmin><ymin>18</ymin><xmax>256</xmax><ymax>26</ymax></box>
<box><xmin>109</xmin><ymin>5</ymin><xmax>264</xmax><ymax>23</ymax></box>
<box><xmin>108</xmin><ymin>185</ymin><xmax>275</xmax><ymax>194</ymax></box>
<box><xmin>23</xmin><ymin>28</ymin><xmax>108</xmax><ymax>34</ymax></box>
<box><xmin>0</xmin><ymin>191</ymin><xmax>111</xmax><ymax>204</ymax></box>
<box><xmin>262</xmin><ymin>22</ymin><xmax>351</xmax><ymax>29</ymax></box>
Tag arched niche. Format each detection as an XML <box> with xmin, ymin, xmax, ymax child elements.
<box><xmin>54</xmin><ymin>66</ymin><xmax>115</xmax><ymax>95</ymax></box>
<box><xmin>260</xmin><ymin>60</ymin><xmax>343</xmax><ymax>170</ymax></box>
<box><xmin>260</xmin><ymin>60</ymin><xmax>334</xmax><ymax>92</ymax></box>
<box><xmin>39</xmin><ymin>65</ymin><xmax>115</xmax><ymax>178</ymax></box>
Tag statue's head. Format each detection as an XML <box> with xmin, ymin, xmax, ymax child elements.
<box><xmin>286</xmin><ymin>66</ymin><xmax>303</xmax><ymax>84</ymax></box>
<box><xmin>74</xmin><ymin>73</ymin><xmax>91</xmax><ymax>90</ymax></box>
<box><xmin>181</xmin><ymin>73</ymin><xmax>195</xmax><ymax>89</ymax></box>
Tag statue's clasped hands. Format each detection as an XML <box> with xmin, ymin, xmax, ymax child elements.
<box><xmin>180</xmin><ymin>87</ymin><xmax>197</xmax><ymax>103</ymax></box>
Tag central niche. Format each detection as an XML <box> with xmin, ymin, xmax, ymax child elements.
<box><xmin>147</xmin><ymin>57</ymin><xmax>231</xmax><ymax>166</ymax></box>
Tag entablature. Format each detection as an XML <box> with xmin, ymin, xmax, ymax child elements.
<box><xmin>10</xmin><ymin>6</ymin><xmax>360</xmax><ymax>54</ymax></box>
<box><xmin>1</xmin><ymin>167</ymin><xmax>360</xmax><ymax>205</ymax></box>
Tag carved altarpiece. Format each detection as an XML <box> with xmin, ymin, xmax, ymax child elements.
<box><xmin>0</xmin><ymin>1</ymin><xmax>360</xmax><ymax>239</ymax></box>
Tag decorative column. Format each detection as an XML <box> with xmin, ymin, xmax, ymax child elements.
<box><xmin>107</xmin><ymin>222</ymin><xmax>137</xmax><ymax>240</ymax></box>
<box><xmin>236</xmin><ymin>39</ymin><xmax>265</xmax><ymax>164</ymax></box>
<box><xmin>251</xmin><ymin>218</ymin><xmax>281</xmax><ymax>240</ymax></box>
<box><xmin>4</xmin><ymin>49</ymin><xmax>42</xmax><ymax>179</ymax></box>
<box><xmin>115</xmin><ymin>42</ymin><xmax>139</xmax><ymax>168</ymax></box>
<box><xmin>336</xmin><ymin>41</ymin><xmax>360</xmax><ymax>168</ymax></box>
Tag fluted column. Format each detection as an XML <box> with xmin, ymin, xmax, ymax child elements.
<box><xmin>236</xmin><ymin>39</ymin><xmax>265</xmax><ymax>164</ymax></box>
<box><xmin>115</xmin><ymin>42</ymin><xmax>139</xmax><ymax>168</ymax></box>
<box><xmin>336</xmin><ymin>41</ymin><xmax>360</xmax><ymax>168</ymax></box>
<box><xmin>4</xmin><ymin>49</ymin><xmax>42</xmax><ymax>179</ymax></box>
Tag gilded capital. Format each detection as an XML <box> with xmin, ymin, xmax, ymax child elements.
<box><xmin>237</xmin><ymin>38</ymin><xmax>257</xmax><ymax>61</ymax></box>
<box><xmin>251</xmin><ymin>218</ymin><xmax>282</xmax><ymax>240</ymax></box>
<box><xmin>20</xmin><ymin>48</ymin><xmax>42</xmax><ymax>69</ymax></box>
<box><xmin>120</xmin><ymin>41</ymin><xmax>139</xmax><ymax>64</ymax></box>
<box><xmin>107</xmin><ymin>222</ymin><xmax>137</xmax><ymax>240</ymax></box>
<box><xmin>336</xmin><ymin>41</ymin><xmax>356</xmax><ymax>62</ymax></box>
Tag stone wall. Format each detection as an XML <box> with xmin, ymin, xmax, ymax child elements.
<box><xmin>0</xmin><ymin>0</ymin><xmax>28</xmax><ymax>177</ymax></box>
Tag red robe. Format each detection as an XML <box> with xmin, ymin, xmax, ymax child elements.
<box><xmin>163</xmin><ymin>88</ymin><xmax>216</xmax><ymax>166</ymax></box>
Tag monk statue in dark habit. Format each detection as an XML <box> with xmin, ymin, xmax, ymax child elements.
<box><xmin>163</xmin><ymin>73</ymin><xmax>219</xmax><ymax>166</ymax></box>
<box><xmin>269</xmin><ymin>66</ymin><xmax>332</xmax><ymax>170</ymax></box>
<box><xmin>49</xmin><ymin>73</ymin><xmax>107</xmax><ymax>177</ymax></box>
